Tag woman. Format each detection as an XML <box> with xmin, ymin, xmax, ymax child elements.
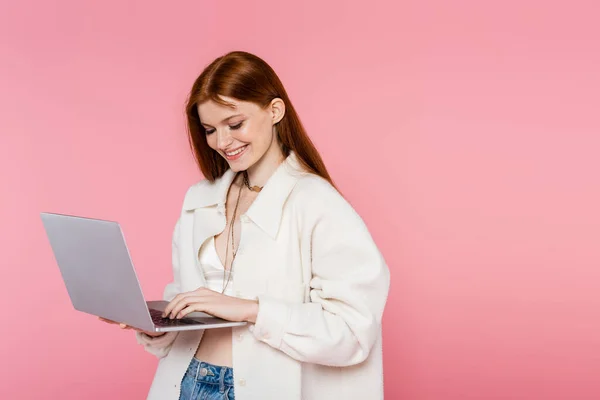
<box><xmin>123</xmin><ymin>51</ymin><xmax>389</xmax><ymax>400</ymax></box>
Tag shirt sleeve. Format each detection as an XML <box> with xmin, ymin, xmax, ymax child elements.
<box><xmin>251</xmin><ymin>181</ymin><xmax>390</xmax><ymax>367</ymax></box>
<box><xmin>135</xmin><ymin>331</ymin><xmax>179</xmax><ymax>358</ymax></box>
<box><xmin>134</xmin><ymin>218</ymin><xmax>182</xmax><ymax>358</ymax></box>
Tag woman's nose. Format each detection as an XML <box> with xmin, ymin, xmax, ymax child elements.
<box><xmin>216</xmin><ymin>130</ymin><xmax>233</xmax><ymax>150</ymax></box>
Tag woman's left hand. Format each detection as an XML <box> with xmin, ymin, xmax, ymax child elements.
<box><xmin>162</xmin><ymin>288</ymin><xmax>258</xmax><ymax>323</ymax></box>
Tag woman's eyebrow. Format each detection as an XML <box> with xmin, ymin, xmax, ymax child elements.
<box><xmin>201</xmin><ymin>114</ymin><xmax>244</xmax><ymax>127</ymax></box>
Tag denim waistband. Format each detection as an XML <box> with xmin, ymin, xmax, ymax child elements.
<box><xmin>185</xmin><ymin>357</ymin><xmax>234</xmax><ymax>389</ymax></box>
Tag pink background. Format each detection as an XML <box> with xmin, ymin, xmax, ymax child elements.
<box><xmin>1</xmin><ymin>0</ymin><xmax>599</xmax><ymax>399</ymax></box>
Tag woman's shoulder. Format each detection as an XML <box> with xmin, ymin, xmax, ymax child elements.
<box><xmin>184</xmin><ymin>177</ymin><xmax>215</xmax><ymax>195</ymax></box>
<box><xmin>179</xmin><ymin>176</ymin><xmax>224</xmax><ymax>211</ymax></box>
<box><xmin>292</xmin><ymin>173</ymin><xmax>339</xmax><ymax>200</ymax></box>
<box><xmin>289</xmin><ymin>173</ymin><xmax>375</xmax><ymax>241</ymax></box>
<box><xmin>290</xmin><ymin>173</ymin><xmax>356</xmax><ymax>216</ymax></box>
<box><xmin>182</xmin><ymin>178</ymin><xmax>214</xmax><ymax>200</ymax></box>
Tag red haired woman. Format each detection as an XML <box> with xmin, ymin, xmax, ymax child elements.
<box><xmin>122</xmin><ymin>51</ymin><xmax>389</xmax><ymax>400</ymax></box>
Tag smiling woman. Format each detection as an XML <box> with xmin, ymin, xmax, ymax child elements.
<box><xmin>124</xmin><ymin>51</ymin><xmax>390</xmax><ymax>400</ymax></box>
<box><xmin>199</xmin><ymin>97</ymin><xmax>283</xmax><ymax>168</ymax></box>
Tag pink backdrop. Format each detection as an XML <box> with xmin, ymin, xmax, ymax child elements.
<box><xmin>1</xmin><ymin>0</ymin><xmax>599</xmax><ymax>399</ymax></box>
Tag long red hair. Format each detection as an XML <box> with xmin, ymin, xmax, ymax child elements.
<box><xmin>184</xmin><ymin>51</ymin><xmax>334</xmax><ymax>187</ymax></box>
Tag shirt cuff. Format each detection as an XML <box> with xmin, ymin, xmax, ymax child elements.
<box><xmin>251</xmin><ymin>295</ymin><xmax>293</xmax><ymax>349</ymax></box>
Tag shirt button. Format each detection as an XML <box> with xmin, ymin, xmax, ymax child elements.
<box><xmin>235</xmin><ymin>290</ymin><xmax>242</xmax><ymax>297</ymax></box>
<box><xmin>240</xmin><ymin>215</ymin><xmax>249</xmax><ymax>223</ymax></box>
<box><xmin>239</xmin><ymin>378</ymin><xmax>246</xmax><ymax>386</ymax></box>
<box><xmin>236</xmin><ymin>334</ymin><xmax>244</xmax><ymax>342</ymax></box>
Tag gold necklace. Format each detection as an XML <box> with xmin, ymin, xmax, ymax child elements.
<box><xmin>243</xmin><ymin>171</ymin><xmax>263</xmax><ymax>192</ymax></box>
<box><xmin>222</xmin><ymin>173</ymin><xmax>243</xmax><ymax>293</ymax></box>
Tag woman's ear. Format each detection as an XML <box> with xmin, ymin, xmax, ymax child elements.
<box><xmin>270</xmin><ymin>98</ymin><xmax>286</xmax><ymax>125</ymax></box>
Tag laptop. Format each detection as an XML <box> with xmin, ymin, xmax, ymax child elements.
<box><xmin>40</xmin><ymin>212</ymin><xmax>246</xmax><ymax>333</ymax></box>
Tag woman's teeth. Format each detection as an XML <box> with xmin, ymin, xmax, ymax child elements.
<box><xmin>226</xmin><ymin>146</ymin><xmax>247</xmax><ymax>156</ymax></box>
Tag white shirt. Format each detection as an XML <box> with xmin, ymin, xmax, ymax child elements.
<box><xmin>136</xmin><ymin>151</ymin><xmax>390</xmax><ymax>399</ymax></box>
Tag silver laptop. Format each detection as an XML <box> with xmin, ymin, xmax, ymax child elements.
<box><xmin>40</xmin><ymin>212</ymin><xmax>246</xmax><ymax>332</ymax></box>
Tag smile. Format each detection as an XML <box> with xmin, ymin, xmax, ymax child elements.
<box><xmin>224</xmin><ymin>145</ymin><xmax>248</xmax><ymax>160</ymax></box>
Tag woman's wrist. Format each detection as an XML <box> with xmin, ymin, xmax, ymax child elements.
<box><xmin>244</xmin><ymin>300</ymin><xmax>259</xmax><ymax>324</ymax></box>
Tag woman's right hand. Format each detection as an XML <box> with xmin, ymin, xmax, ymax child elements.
<box><xmin>99</xmin><ymin>317</ymin><xmax>165</xmax><ymax>337</ymax></box>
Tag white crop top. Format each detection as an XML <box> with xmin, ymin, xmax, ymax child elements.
<box><xmin>198</xmin><ymin>236</ymin><xmax>234</xmax><ymax>296</ymax></box>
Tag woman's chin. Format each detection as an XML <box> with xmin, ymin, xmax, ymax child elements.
<box><xmin>227</xmin><ymin>158</ymin><xmax>251</xmax><ymax>172</ymax></box>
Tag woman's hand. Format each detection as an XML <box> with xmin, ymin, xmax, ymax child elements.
<box><xmin>98</xmin><ymin>317</ymin><xmax>165</xmax><ymax>337</ymax></box>
<box><xmin>163</xmin><ymin>288</ymin><xmax>259</xmax><ymax>323</ymax></box>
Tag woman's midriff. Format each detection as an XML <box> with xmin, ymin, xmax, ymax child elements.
<box><xmin>194</xmin><ymin>327</ymin><xmax>233</xmax><ymax>367</ymax></box>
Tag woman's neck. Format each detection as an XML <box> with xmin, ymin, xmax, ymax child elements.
<box><xmin>245</xmin><ymin>142</ymin><xmax>285</xmax><ymax>188</ymax></box>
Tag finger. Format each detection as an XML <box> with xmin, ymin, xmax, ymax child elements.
<box><xmin>163</xmin><ymin>291</ymin><xmax>197</xmax><ymax>317</ymax></box>
<box><xmin>164</xmin><ymin>296</ymin><xmax>189</xmax><ymax>318</ymax></box>
<box><xmin>170</xmin><ymin>296</ymin><xmax>206</xmax><ymax>319</ymax></box>
<box><xmin>176</xmin><ymin>290</ymin><xmax>222</xmax><ymax>317</ymax></box>
<box><xmin>162</xmin><ymin>295</ymin><xmax>181</xmax><ymax>317</ymax></box>
<box><xmin>99</xmin><ymin>317</ymin><xmax>119</xmax><ymax>324</ymax></box>
<box><xmin>176</xmin><ymin>293</ymin><xmax>221</xmax><ymax>319</ymax></box>
<box><xmin>163</xmin><ymin>288</ymin><xmax>215</xmax><ymax>317</ymax></box>
<box><xmin>166</xmin><ymin>291</ymin><xmax>209</xmax><ymax>318</ymax></box>
<box><xmin>178</xmin><ymin>304</ymin><xmax>205</xmax><ymax>319</ymax></box>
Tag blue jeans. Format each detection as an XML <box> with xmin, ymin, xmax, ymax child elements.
<box><xmin>179</xmin><ymin>358</ymin><xmax>235</xmax><ymax>400</ymax></box>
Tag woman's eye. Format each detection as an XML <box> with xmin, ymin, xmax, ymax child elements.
<box><xmin>204</xmin><ymin>121</ymin><xmax>242</xmax><ymax>135</ymax></box>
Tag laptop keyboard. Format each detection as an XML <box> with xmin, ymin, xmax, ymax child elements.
<box><xmin>149</xmin><ymin>308</ymin><xmax>205</xmax><ymax>327</ymax></box>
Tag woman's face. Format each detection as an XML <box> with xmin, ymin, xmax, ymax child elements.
<box><xmin>197</xmin><ymin>96</ymin><xmax>284</xmax><ymax>172</ymax></box>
